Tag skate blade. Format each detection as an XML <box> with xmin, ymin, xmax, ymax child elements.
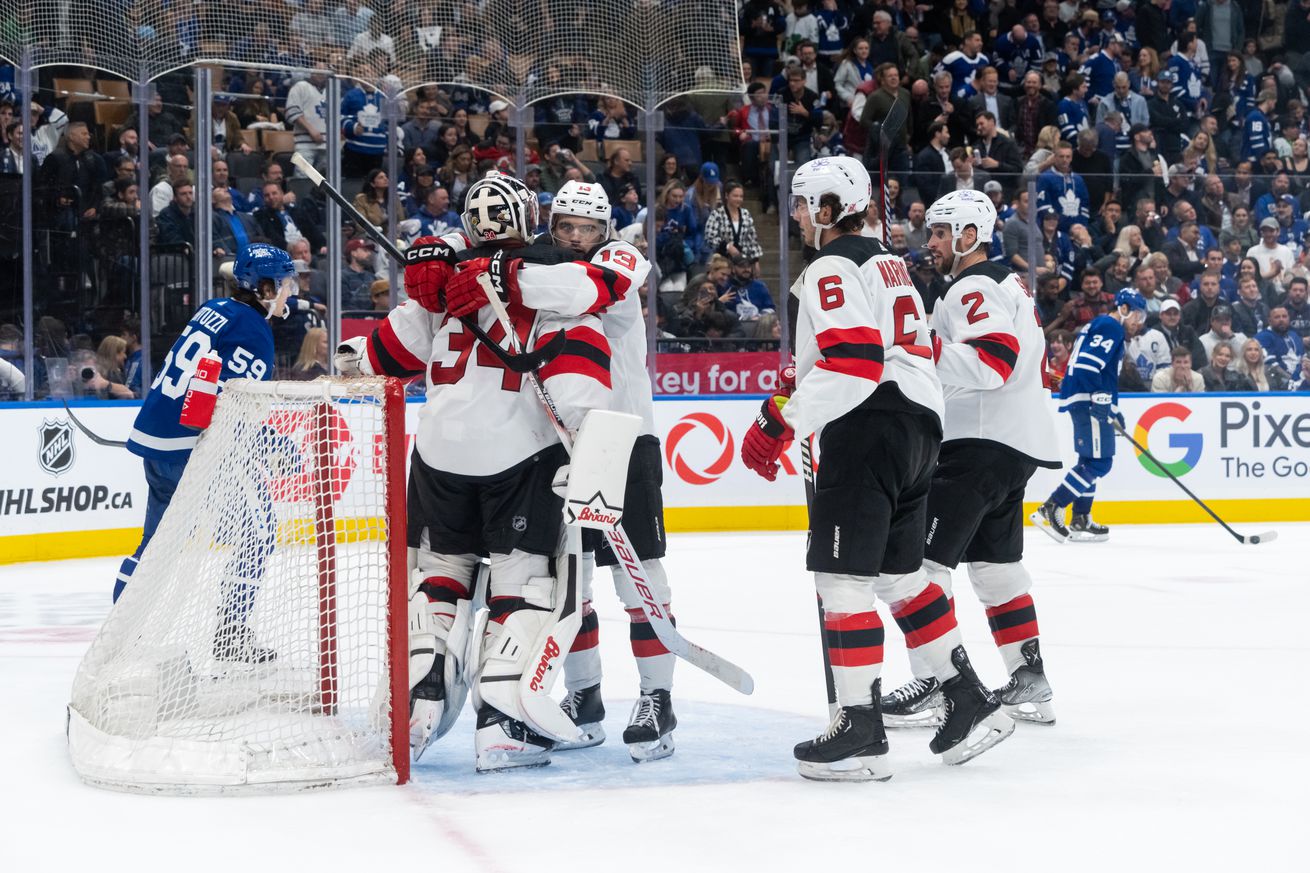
<box><xmin>797</xmin><ymin>756</ymin><xmax>893</xmax><ymax>782</ymax></box>
<box><xmin>475</xmin><ymin>749</ymin><xmax>552</xmax><ymax>773</ymax></box>
<box><xmin>882</xmin><ymin>707</ymin><xmax>945</xmax><ymax>729</ymax></box>
<box><xmin>1003</xmin><ymin>700</ymin><xmax>1056</xmax><ymax>725</ymax></box>
<box><xmin>553</xmin><ymin>722</ymin><xmax>606</xmax><ymax>751</ymax></box>
<box><xmin>1067</xmin><ymin>531</ymin><xmax>1108</xmax><ymax>543</ymax></box>
<box><xmin>627</xmin><ymin>732</ymin><xmax>674</xmax><ymax>763</ymax></box>
<box><xmin>1028</xmin><ymin>511</ymin><xmax>1068</xmax><ymax>544</ymax></box>
<box><xmin>939</xmin><ymin>711</ymin><xmax>1016</xmax><ymax>766</ymax></box>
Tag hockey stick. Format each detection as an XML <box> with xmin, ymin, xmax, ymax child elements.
<box><xmin>289</xmin><ymin>153</ymin><xmax>564</xmax><ymax>374</ymax></box>
<box><xmin>800</xmin><ymin>434</ymin><xmax>838</xmax><ymax>717</ymax></box>
<box><xmin>1111</xmin><ymin>420</ymin><xmax>1277</xmax><ymax>545</ymax></box>
<box><xmin>61</xmin><ymin>400</ymin><xmax>128</xmax><ymax>448</ymax></box>
<box><xmin>477</xmin><ymin>274</ymin><xmax>754</xmax><ymax>694</ymax></box>
<box><xmin>876</xmin><ymin>90</ymin><xmax>909</xmax><ymax>246</ymax></box>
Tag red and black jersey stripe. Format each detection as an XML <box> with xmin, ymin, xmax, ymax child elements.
<box><xmin>891</xmin><ymin>584</ymin><xmax>958</xmax><ymax>649</ymax></box>
<box><xmin>538</xmin><ymin>325</ymin><xmax>612</xmax><ymax>387</ymax></box>
<box><xmin>815</xmin><ymin>326</ymin><xmax>886</xmax><ymax>383</ymax></box>
<box><xmin>964</xmin><ymin>332</ymin><xmax>1020</xmax><ymax>382</ymax></box>
<box><xmin>368</xmin><ymin>318</ymin><xmax>426</xmax><ymax>378</ymax></box>
<box><xmin>418</xmin><ymin>575</ymin><xmax>470</xmax><ymax>604</ymax></box>
<box><xmin>627</xmin><ymin>607</ymin><xmax>674</xmax><ymax>657</ymax></box>
<box><xmin>985</xmin><ymin>595</ymin><xmax>1039</xmax><ymax>646</ymax></box>
<box><xmin>579</xmin><ymin>263</ymin><xmax>632</xmax><ymax>314</ymax></box>
<box><xmin>570</xmin><ymin>605</ymin><xmax>600</xmax><ymax>653</ymax></box>
<box><xmin>823</xmin><ymin>610</ymin><xmax>885</xmax><ymax>668</ymax></box>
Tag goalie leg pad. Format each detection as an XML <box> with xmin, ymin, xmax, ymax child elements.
<box><xmin>409</xmin><ymin>552</ymin><xmax>480</xmax><ymax>758</ymax></box>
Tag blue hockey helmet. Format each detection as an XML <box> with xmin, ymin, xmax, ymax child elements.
<box><xmin>1114</xmin><ymin>288</ymin><xmax>1147</xmax><ymax>312</ymax></box>
<box><xmin>234</xmin><ymin>242</ymin><xmax>296</xmax><ymax>292</ymax></box>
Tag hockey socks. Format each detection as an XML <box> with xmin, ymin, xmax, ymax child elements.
<box><xmin>891</xmin><ymin>583</ymin><xmax>962</xmax><ymax>682</ymax></box>
<box><xmin>1050</xmin><ymin>457</ymin><xmax>1112</xmax><ymax>514</ymax></box>
<box><xmin>564</xmin><ymin>601</ymin><xmax>602</xmax><ymax>692</ymax></box>
<box><xmin>627</xmin><ymin>607</ymin><xmax>675</xmax><ymax>694</ymax></box>
<box><xmin>985</xmin><ymin>595</ymin><xmax>1040</xmax><ymax>675</ymax></box>
<box><xmin>821</xmin><ymin>610</ymin><xmax>885</xmax><ymax>706</ymax></box>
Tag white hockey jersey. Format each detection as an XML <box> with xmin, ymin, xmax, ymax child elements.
<box><xmin>931</xmin><ymin>260</ymin><xmax>1060</xmax><ymax>468</ymax></box>
<box><xmin>784</xmin><ymin>234</ymin><xmax>944</xmax><ymax>441</ymax></box>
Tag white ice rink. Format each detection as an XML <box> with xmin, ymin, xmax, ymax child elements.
<box><xmin>2</xmin><ymin>525</ymin><xmax>1304</xmax><ymax>871</ymax></box>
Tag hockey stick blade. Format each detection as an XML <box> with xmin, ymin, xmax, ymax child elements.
<box><xmin>61</xmin><ymin>400</ymin><xmax>128</xmax><ymax>448</ymax></box>
<box><xmin>1113</xmin><ymin>421</ymin><xmax>1277</xmax><ymax>546</ymax></box>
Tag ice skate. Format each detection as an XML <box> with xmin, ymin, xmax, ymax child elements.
<box><xmin>622</xmin><ymin>689</ymin><xmax>676</xmax><ymax>762</ymax></box>
<box><xmin>1029</xmin><ymin>499</ymin><xmax>1069</xmax><ymax>543</ymax></box>
<box><xmin>794</xmin><ymin>682</ymin><xmax>892</xmax><ymax>782</ymax></box>
<box><xmin>554</xmin><ymin>683</ymin><xmax>606</xmax><ymax>751</ymax></box>
<box><xmin>1068</xmin><ymin>513</ymin><xmax>1109</xmax><ymax>543</ymax></box>
<box><xmin>212</xmin><ymin>622</ymin><xmax>276</xmax><ymax>664</ymax></box>
<box><xmin>994</xmin><ymin>639</ymin><xmax>1056</xmax><ymax>725</ymax></box>
<box><xmin>931</xmin><ymin>646</ymin><xmax>1015</xmax><ymax>765</ymax></box>
<box><xmin>474</xmin><ymin>704</ymin><xmax>553</xmax><ymax>772</ymax></box>
<box><xmin>879</xmin><ymin>676</ymin><xmax>945</xmax><ymax>728</ymax></box>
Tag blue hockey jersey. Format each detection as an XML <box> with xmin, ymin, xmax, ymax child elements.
<box><xmin>127</xmin><ymin>298</ymin><xmax>275</xmax><ymax>461</ymax></box>
<box><xmin>1060</xmin><ymin>314</ymin><xmax>1123</xmax><ymax>413</ymax></box>
<box><xmin>937</xmin><ymin>50</ymin><xmax>989</xmax><ymax>101</ymax></box>
<box><xmin>1243</xmin><ymin>108</ymin><xmax>1272</xmax><ymax>161</ymax></box>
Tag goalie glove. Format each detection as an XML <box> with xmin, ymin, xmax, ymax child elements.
<box><xmin>741</xmin><ymin>394</ymin><xmax>794</xmax><ymax>482</ymax></box>
<box><xmin>446</xmin><ymin>253</ymin><xmax>522</xmax><ymax>318</ymax></box>
<box><xmin>404</xmin><ymin>236</ymin><xmax>458</xmax><ymax>313</ymax></box>
<box><xmin>334</xmin><ymin>336</ymin><xmax>369</xmax><ymax>376</ymax></box>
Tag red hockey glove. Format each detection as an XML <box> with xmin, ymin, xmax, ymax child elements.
<box><xmin>741</xmin><ymin>394</ymin><xmax>794</xmax><ymax>482</ymax></box>
<box><xmin>403</xmin><ymin>236</ymin><xmax>457</xmax><ymax>313</ymax></box>
<box><xmin>777</xmin><ymin>360</ymin><xmax>797</xmax><ymax>397</ymax></box>
<box><xmin>446</xmin><ymin>255</ymin><xmax>522</xmax><ymax>318</ymax></box>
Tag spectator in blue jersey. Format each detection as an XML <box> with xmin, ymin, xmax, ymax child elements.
<box><xmin>1055</xmin><ymin>33</ymin><xmax>1084</xmax><ymax>82</ymax></box>
<box><xmin>740</xmin><ymin>0</ymin><xmax>787</xmax><ymax>78</ymax></box>
<box><xmin>588</xmin><ymin>96</ymin><xmax>637</xmax><ymax>145</ymax></box>
<box><xmin>993</xmin><ymin>24</ymin><xmax>1044</xmax><ymax>92</ymax></box>
<box><xmin>658</xmin><ymin>180</ymin><xmax>701</xmax><ymax>262</ymax></box>
<box><xmin>1031</xmin><ymin>289</ymin><xmax>1147</xmax><ymax>543</ymax></box>
<box><xmin>210</xmin><ymin>159</ymin><xmax>250</xmax><ymax>213</ymax></box>
<box><xmin>1243</xmin><ymin>90</ymin><xmax>1278</xmax><ymax>163</ymax></box>
<box><xmin>1080</xmin><ymin>33</ymin><xmax>1126</xmax><ymax>107</ymax></box>
<box><xmin>1037</xmin><ymin>207</ymin><xmax>1075</xmax><ymax>290</ymax></box>
<box><xmin>114</xmin><ymin>243</ymin><xmax>292</xmax><ymax>616</ymax></box>
<box><xmin>1280</xmin><ymin>277</ymin><xmax>1310</xmax><ymax>340</ymax></box>
<box><xmin>1036</xmin><ymin>140</ymin><xmax>1091</xmax><ymax>232</ymax></box>
<box><xmin>1167</xmin><ymin>33</ymin><xmax>1208</xmax><ymax>115</ymax></box>
<box><xmin>1257</xmin><ymin>305</ymin><xmax>1307</xmax><ymax>378</ymax></box>
<box><xmin>340</xmin><ymin>52</ymin><xmax>389</xmax><ymax>177</ymax></box>
<box><xmin>812</xmin><ymin>0</ymin><xmax>848</xmax><ymax>64</ymax></box>
<box><xmin>1274</xmin><ymin>196</ymin><xmax>1310</xmax><ymax>248</ymax></box>
<box><xmin>212</xmin><ymin>187</ymin><xmax>260</xmax><ymax>261</ymax></box>
<box><xmin>718</xmin><ymin>255</ymin><xmax>776</xmax><ymax>321</ymax></box>
<box><xmin>936</xmin><ymin>30</ymin><xmax>988</xmax><ymax>101</ymax></box>
<box><xmin>1254</xmin><ymin>174</ymin><xmax>1293</xmax><ymax>222</ymax></box>
<box><xmin>405</xmin><ymin>185</ymin><xmax>459</xmax><ymax>242</ymax></box>
<box><xmin>1057</xmin><ymin>73</ymin><xmax>1091</xmax><ymax>142</ymax></box>
<box><xmin>658</xmin><ymin>99</ymin><xmax>707</xmax><ymax>175</ymax></box>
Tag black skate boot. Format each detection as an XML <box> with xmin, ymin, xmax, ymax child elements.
<box><xmin>212</xmin><ymin>622</ymin><xmax>277</xmax><ymax>664</ymax></box>
<box><xmin>794</xmin><ymin>680</ymin><xmax>892</xmax><ymax>782</ymax></box>
<box><xmin>474</xmin><ymin>704</ymin><xmax>553</xmax><ymax>772</ymax></box>
<box><xmin>880</xmin><ymin>677</ymin><xmax>945</xmax><ymax>728</ymax></box>
<box><xmin>931</xmin><ymin>646</ymin><xmax>1015</xmax><ymax>765</ymax></box>
<box><xmin>1029</xmin><ymin>499</ymin><xmax>1069</xmax><ymax>543</ymax></box>
<box><xmin>555</xmin><ymin>683</ymin><xmax>606</xmax><ymax>751</ymax></box>
<box><xmin>994</xmin><ymin>639</ymin><xmax>1056</xmax><ymax>725</ymax></box>
<box><xmin>622</xmin><ymin>689</ymin><xmax>676</xmax><ymax>763</ymax></box>
<box><xmin>1069</xmin><ymin>513</ymin><xmax>1109</xmax><ymax>543</ymax></box>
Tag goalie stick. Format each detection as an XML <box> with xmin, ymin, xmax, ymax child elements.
<box><xmin>875</xmin><ymin>90</ymin><xmax>909</xmax><ymax>246</ymax></box>
<box><xmin>1112</xmin><ymin>421</ymin><xmax>1276</xmax><ymax>546</ymax></box>
<box><xmin>477</xmin><ymin>273</ymin><xmax>755</xmax><ymax>695</ymax></box>
<box><xmin>289</xmin><ymin>153</ymin><xmax>564</xmax><ymax>374</ymax></box>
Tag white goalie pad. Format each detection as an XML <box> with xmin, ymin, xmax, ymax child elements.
<box><xmin>564</xmin><ymin>410</ymin><xmax>642</xmax><ymax>530</ymax></box>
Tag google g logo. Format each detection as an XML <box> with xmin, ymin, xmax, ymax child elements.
<box><xmin>1134</xmin><ymin>402</ymin><xmax>1203</xmax><ymax>477</ymax></box>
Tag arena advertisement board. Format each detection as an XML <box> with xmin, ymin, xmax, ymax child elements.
<box><xmin>2</xmin><ymin>393</ymin><xmax>1307</xmax><ymax>562</ymax></box>
<box><xmin>653</xmin><ymin>353</ymin><xmax>783</xmax><ymax>396</ymax></box>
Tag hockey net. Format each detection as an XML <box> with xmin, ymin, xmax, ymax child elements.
<box><xmin>68</xmin><ymin>377</ymin><xmax>409</xmax><ymax>794</ymax></box>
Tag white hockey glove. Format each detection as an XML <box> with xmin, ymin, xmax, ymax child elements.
<box><xmin>334</xmin><ymin>336</ymin><xmax>368</xmax><ymax>376</ymax></box>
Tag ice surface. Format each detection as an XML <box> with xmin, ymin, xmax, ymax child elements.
<box><xmin>2</xmin><ymin>526</ymin><xmax>1304</xmax><ymax>870</ymax></box>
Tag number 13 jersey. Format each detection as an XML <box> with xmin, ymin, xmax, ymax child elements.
<box><xmin>783</xmin><ymin>235</ymin><xmax>943</xmax><ymax>441</ymax></box>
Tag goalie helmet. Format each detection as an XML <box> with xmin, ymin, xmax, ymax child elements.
<box><xmin>790</xmin><ymin>156</ymin><xmax>872</xmax><ymax>229</ymax></box>
<box><xmin>924</xmin><ymin>189</ymin><xmax>996</xmax><ymax>261</ymax></box>
<box><xmin>461</xmin><ymin>173</ymin><xmax>538</xmax><ymax>244</ymax></box>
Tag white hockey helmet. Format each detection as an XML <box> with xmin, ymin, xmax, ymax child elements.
<box><xmin>551</xmin><ymin>180</ymin><xmax>612</xmax><ymax>224</ymax></box>
<box><xmin>461</xmin><ymin>172</ymin><xmax>538</xmax><ymax>243</ymax></box>
<box><xmin>924</xmin><ymin>188</ymin><xmax>996</xmax><ymax>259</ymax></box>
<box><xmin>790</xmin><ymin>155</ymin><xmax>872</xmax><ymax>229</ymax></box>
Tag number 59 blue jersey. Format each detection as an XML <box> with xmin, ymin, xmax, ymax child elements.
<box><xmin>127</xmin><ymin>298</ymin><xmax>274</xmax><ymax>461</ymax></box>
<box><xmin>1059</xmin><ymin>313</ymin><xmax>1123</xmax><ymax>412</ymax></box>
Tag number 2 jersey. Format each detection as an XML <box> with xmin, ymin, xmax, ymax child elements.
<box><xmin>932</xmin><ymin>261</ymin><xmax>1059</xmax><ymax>468</ymax></box>
<box><xmin>127</xmin><ymin>297</ymin><xmax>274</xmax><ymax>461</ymax></box>
<box><xmin>784</xmin><ymin>234</ymin><xmax>944</xmax><ymax>441</ymax></box>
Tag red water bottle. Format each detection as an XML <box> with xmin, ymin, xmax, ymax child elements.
<box><xmin>179</xmin><ymin>351</ymin><xmax>223</xmax><ymax>430</ymax></box>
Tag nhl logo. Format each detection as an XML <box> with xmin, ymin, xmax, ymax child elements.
<box><xmin>511</xmin><ymin>515</ymin><xmax>528</xmax><ymax>532</ymax></box>
<box><xmin>38</xmin><ymin>418</ymin><xmax>75</xmax><ymax>476</ymax></box>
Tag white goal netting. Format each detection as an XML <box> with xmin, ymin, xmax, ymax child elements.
<box><xmin>68</xmin><ymin>377</ymin><xmax>408</xmax><ymax>794</ymax></box>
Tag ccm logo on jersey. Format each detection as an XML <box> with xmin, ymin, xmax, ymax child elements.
<box><xmin>529</xmin><ymin>637</ymin><xmax>561</xmax><ymax>692</ymax></box>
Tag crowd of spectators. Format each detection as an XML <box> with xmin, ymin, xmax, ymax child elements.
<box><xmin>6</xmin><ymin>0</ymin><xmax>1310</xmax><ymax>398</ymax></box>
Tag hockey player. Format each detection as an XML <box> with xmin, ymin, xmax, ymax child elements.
<box><xmin>741</xmin><ymin>156</ymin><xmax>1013</xmax><ymax>781</ymax></box>
<box><xmin>117</xmin><ymin>243</ymin><xmax>294</xmax><ymax>659</ymax></box>
<box><xmin>336</xmin><ymin>173</ymin><xmax>615</xmax><ymax>772</ymax></box>
<box><xmin>1031</xmin><ymin>288</ymin><xmax>1147</xmax><ymax>543</ymax></box>
<box><xmin>880</xmin><ymin>189</ymin><xmax>1061</xmax><ymax>729</ymax></box>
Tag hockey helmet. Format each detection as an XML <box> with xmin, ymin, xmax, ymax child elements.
<box><xmin>461</xmin><ymin>172</ymin><xmax>538</xmax><ymax>244</ymax></box>
<box><xmin>924</xmin><ymin>189</ymin><xmax>996</xmax><ymax>256</ymax></box>
<box><xmin>233</xmin><ymin>242</ymin><xmax>296</xmax><ymax>318</ymax></box>
<box><xmin>790</xmin><ymin>156</ymin><xmax>872</xmax><ymax>229</ymax></box>
<box><xmin>550</xmin><ymin>180</ymin><xmax>611</xmax><ymax>249</ymax></box>
<box><xmin>1114</xmin><ymin>288</ymin><xmax>1147</xmax><ymax>312</ymax></box>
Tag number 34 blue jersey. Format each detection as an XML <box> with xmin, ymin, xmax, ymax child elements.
<box><xmin>127</xmin><ymin>298</ymin><xmax>274</xmax><ymax>460</ymax></box>
<box><xmin>1059</xmin><ymin>314</ymin><xmax>1123</xmax><ymax>412</ymax></box>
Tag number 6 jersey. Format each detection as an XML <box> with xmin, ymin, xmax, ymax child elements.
<box><xmin>127</xmin><ymin>297</ymin><xmax>275</xmax><ymax>461</ymax></box>
<box><xmin>783</xmin><ymin>235</ymin><xmax>944</xmax><ymax>441</ymax></box>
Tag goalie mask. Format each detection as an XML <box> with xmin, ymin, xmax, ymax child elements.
<box><xmin>231</xmin><ymin>242</ymin><xmax>297</xmax><ymax>319</ymax></box>
<box><xmin>461</xmin><ymin>173</ymin><xmax>538</xmax><ymax>244</ymax></box>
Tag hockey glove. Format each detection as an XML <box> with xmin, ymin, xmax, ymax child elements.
<box><xmin>404</xmin><ymin>236</ymin><xmax>458</xmax><ymax>313</ymax></box>
<box><xmin>446</xmin><ymin>254</ymin><xmax>523</xmax><ymax>318</ymax></box>
<box><xmin>1089</xmin><ymin>391</ymin><xmax>1114</xmax><ymax>423</ymax></box>
<box><xmin>742</xmin><ymin>395</ymin><xmax>794</xmax><ymax>481</ymax></box>
<box><xmin>334</xmin><ymin>336</ymin><xmax>368</xmax><ymax>376</ymax></box>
